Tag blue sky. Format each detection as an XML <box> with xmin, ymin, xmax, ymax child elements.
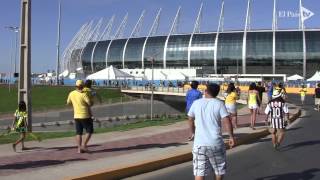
<box><xmin>0</xmin><ymin>0</ymin><xmax>319</xmax><ymax>73</ymax></box>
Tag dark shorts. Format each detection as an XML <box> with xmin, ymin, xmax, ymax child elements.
<box><xmin>74</xmin><ymin>118</ymin><xmax>94</xmax><ymax>135</ymax></box>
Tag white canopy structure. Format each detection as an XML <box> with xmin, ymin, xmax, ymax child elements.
<box><xmin>86</xmin><ymin>65</ymin><xmax>134</xmax><ymax>80</ymax></box>
<box><xmin>307</xmin><ymin>71</ymin><xmax>320</xmax><ymax>81</ymax></box>
<box><xmin>287</xmin><ymin>74</ymin><xmax>304</xmax><ymax>81</ymax></box>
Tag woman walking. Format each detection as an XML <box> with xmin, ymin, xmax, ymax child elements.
<box><xmin>225</xmin><ymin>83</ymin><xmax>238</xmax><ymax>128</ymax></box>
<box><xmin>11</xmin><ymin>101</ymin><xmax>28</xmax><ymax>152</ymax></box>
<box><xmin>247</xmin><ymin>83</ymin><xmax>261</xmax><ymax>130</ymax></box>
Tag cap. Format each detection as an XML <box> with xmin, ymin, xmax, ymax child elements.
<box><xmin>76</xmin><ymin>80</ymin><xmax>84</xmax><ymax>87</ymax></box>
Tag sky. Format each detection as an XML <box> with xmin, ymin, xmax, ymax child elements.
<box><xmin>0</xmin><ymin>0</ymin><xmax>319</xmax><ymax>73</ymax></box>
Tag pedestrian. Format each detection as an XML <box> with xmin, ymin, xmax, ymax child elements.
<box><xmin>267</xmin><ymin>82</ymin><xmax>275</xmax><ymax>101</ymax></box>
<box><xmin>188</xmin><ymin>83</ymin><xmax>235</xmax><ymax>180</ymax></box>
<box><xmin>67</xmin><ymin>80</ymin><xmax>93</xmax><ymax>153</ymax></box>
<box><xmin>299</xmin><ymin>85</ymin><xmax>307</xmax><ymax>106</ymax></box>
<box><xmin>256</xmin><ymin>82</ymin><xmax>266</xmax><ymax>114</ymax></box>
<box><xmin>264</xmin><ymin>89</ymin><xmax>289</xmax><ymax>149</ymax></box>
<box><xmin>247</xmin><ymin>82</ymin><xmax>261</xmax><ymax>130</ymax></box>
<box><xmin>277</xmin><ymin>82</ymin><xmax>287</xmax><ymax>100</ymax></box>
<box><xmin>314</xmin><ymin>83</ymin><xmax>320</xmax><ymax>111</ymax></box>
<box><xmin>186</xmin><ymin>81</ymin><xmax>202</xmax><ymax>113</ymax></box>
<box><xmin>225</xmin><ymin>83</ymin><xmax>238</xmax><ymax>128</ymax></box>
<box><xmin>11</xmin><ymin>101</ymin><xmax>28</xmax><ymax>152</ymax></box>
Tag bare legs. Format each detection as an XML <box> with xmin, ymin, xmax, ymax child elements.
<box><xmin>83</xmin><ymin>133</ymin><xmax>92</xmax><ymax>151</ymax></box>
<box><xmin>13</xmin><ymin>132</ymin><xmax>26</xmax><ymax>152</ymax></box>
<box><xmin>195</xmin><ymin>175</ymin><xmax>223</xmax><ymax>180</ymax></box>
<box><xmin>76</xmin><ymin>133</ymin><xmax>92</xmax><ymax>153</ymax></box>
<box><xmin>270</xmin><ymin>129</ymin><xmax>285</xmax><ymax>149</ymax></box>
<box><xmin>231</xmin><ymin>113</ymin><xmax>238</xmax><ymax>129</ymax></box>
<box><xmin>250</xmin><ymin>109</ymin><xmax>257</xmax><ymax>130</ymax></box>
<box><xmin>76</xmin><ymin>135</ymin><xmax>82</xmax><ymax>153</ymax></box>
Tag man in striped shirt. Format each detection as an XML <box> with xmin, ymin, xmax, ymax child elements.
<box><xmin>265</xmin><ymin>90</ymin><xmax>289</xmax><ymax>149</ymax></box>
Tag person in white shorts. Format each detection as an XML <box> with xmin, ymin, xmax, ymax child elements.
<box><xmin>247</xmin><ymin>83</ymin><xmax>261</xmax><ymax>130</ymax></box>
<box><xmin>225</xmin><ymin>83</ymin><xmax>238</xmax><ymax>128</ymax></box>
<box><xmin>188</xmin><ymin>83</ymin><xmax>235</xmax><ymax>180</ymax></box>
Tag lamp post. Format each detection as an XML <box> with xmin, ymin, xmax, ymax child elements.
<box><xmin>5</xmin><ymin>26</ymin><xmax>19</xmax><ymax>92</ymax></box>
<box><xmin>56</xmin><ymin>0</ymin><xmax>62</xmax><ymax>85</ymax></box>
<box><xmin>150</xmin><ymin>57</ymin><xmax>155</xmax><ymax>121</ymax></box>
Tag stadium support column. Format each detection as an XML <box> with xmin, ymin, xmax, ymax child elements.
<box><xmin>272</xmin><ymin>0</ymin><xmax>277</xmax><ymax>74</ymax></box>
<box><xmin>300</xmin><ymin>0</ymin><xmax>307</xmax><ymax>78</ymax></box>
<box><xmin>18</xmin><ymin>0</ymin><xmax>32</xmax><ymax>131</ymax></box>
<box><xmin>123</xmin><ymin>10</ymin><xmax>145</xmax><ymax>69</ymax></box>
<box><xmin>105</xmin><ymin>13</ymin><xmax>128</xmax><ymax>68</ymax></box>
<box><xmin>142</xmin><ymin>8</ymin><xmax>162</xmax><ymax>69</ymax></box>
<box><xmin>214</xmin><ymin>0</ymin><xmax>224</xmax><ymax>74</ymax></box>
<box><xmin>90</xmin><ymin>16</ymin><xmax>115</xmax><ymax>72</ymax></box>
<box><xmin>163</xmin><ymin>6</ymin><xmax>181</xmax><ymax>68</ymax></box>
<box><xmin>242</xmin><ymin>0</ymin><xmax>251</xmax><ymax>74</ymax></box>
<box><xmin>188</xmin><ymin>3</ymin><xmax>203</xmax><ymax>68</ymax></box>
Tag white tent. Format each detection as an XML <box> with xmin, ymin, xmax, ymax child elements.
<box><xmin>287</xmin><ymin>74</ymin><xmax>304</xmax><ymax>81</ymax></box>
<box><xmin>86</xmin><ymin>65</ymin><xmax>134</xmax><ymax>80</ymax></box>
<box><xmin>307</xmin><ymin>71</ymin><xmax>320</xmax><ymax>81</ymax></box>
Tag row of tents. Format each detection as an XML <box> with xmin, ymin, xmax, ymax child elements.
<box><xmin>76</xmin><ymin>65</ymin><xmax>320</xmax><ymax>82</ymax></box>
<box><xmin>287</xmin><ymin>71</ymin><xmax>320</xmax><ymax>81</ymax></box>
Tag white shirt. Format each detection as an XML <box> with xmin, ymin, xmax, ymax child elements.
<box><xmin>188</xmin><ymin>98</ymin><xmax>229</xmax><ymax>147</ymax></box>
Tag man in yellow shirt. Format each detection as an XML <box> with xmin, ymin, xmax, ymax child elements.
<box><xmin>67</xmin><ymin>80</ymin><xmax>93</xmax><ymax>153</ymax></box>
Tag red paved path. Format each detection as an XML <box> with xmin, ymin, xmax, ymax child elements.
<box><xmin>0</xmin><ymin>113</ymin><xmax>266</xmax><ymax>176</ymax></box>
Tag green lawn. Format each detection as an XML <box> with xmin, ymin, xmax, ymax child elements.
<box><xmin>0</xmin><ymin>85</ymin><xmax>123</xmax><ymax>115</ymax></box>
<box><xmin>0</xmin><ymin>115</ymin><xmax>186</xmax><ymax>145</ymax></box>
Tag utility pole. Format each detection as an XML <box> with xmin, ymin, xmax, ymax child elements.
<box><xmin>56</xmin><ymin>0</ymin><xmax>62</xmax><ymax>85</ymax></box>
<box><xmin>18</xmin><ymin>0</ymin><xmax>32</xmax><ymax>131</ymax></box>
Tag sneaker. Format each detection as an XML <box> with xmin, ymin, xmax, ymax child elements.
<box><xmin>273</xmin><ymin>143</ymin><xmax>280</xmax><ymax>150</ymax></box>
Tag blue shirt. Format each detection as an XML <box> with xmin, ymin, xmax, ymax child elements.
<box><xmin>186</xmin><ymin>89</ymin><xmax>202</xmax><ymax>113</ymax></box>
<box><xmin>267</xmin><ymin>85</ymin><xmax>273</xmax><ymax>97</ymax></box>
<box><xmin>188</xmin><ymin>98</ymin><xmax>229</xmax><ymax>147</ymax></box>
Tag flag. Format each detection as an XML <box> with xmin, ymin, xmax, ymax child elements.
<box><xmin>300</xmin><ymin>6</ymin><xmax>314</xmax><ymax>22</ymax></box>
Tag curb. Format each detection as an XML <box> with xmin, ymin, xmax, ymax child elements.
<box><xmin>65</xmin><ymin>108</ymin><xmax>301</xmax><ymax>180</ymax></box>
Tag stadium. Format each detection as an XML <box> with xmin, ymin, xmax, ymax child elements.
<box><xmin>61</xmin><ymin>1</ymin><xmax>320</xmax><ymax>81</ymax></box>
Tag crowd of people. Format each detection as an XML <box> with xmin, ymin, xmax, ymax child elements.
<box><xmin>185</xmin><ymin>80</ymin><xmax>320</xmax><ymax>180</ymax></box>
<box><xmin>7</xmin><ymin>78</ymin><xmax>320</xmax><ymax>180</ymax></box>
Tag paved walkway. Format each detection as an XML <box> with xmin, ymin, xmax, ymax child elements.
<box><xmin>0</xmin><ymin>104</ymin><xmax>299</xmax><ymax>180</ymax></box>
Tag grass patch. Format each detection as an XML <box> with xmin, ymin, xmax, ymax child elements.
<box><xmin>0</xmin><ymin>115</ymin><xmax>186</xmax><ymax>145</ymax></box>
<box><xmin>0</xmin><ymin>85</ymin><xmax>123</xmax><ymax>115</ymax></box>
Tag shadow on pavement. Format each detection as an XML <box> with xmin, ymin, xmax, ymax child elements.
<box><xmin>280</xmin><ymin>140</ymin><xmax>320</xmax><ymax>152</ymax></box>
<box><xmin>90</xmin><ymin>142</ymin><xmax>188</xmax><ymax>154</ymax></box>
<box><xmin>255</xmin><ymin>168</ymin><xmax>320</xmax><ymax>180</ymax></box>
<box><xmin>285</xmin><ymin>126</ymin><xmax>302</xmax><ymax>132</ymax></box>
<box><xmin>0</xmin><ymin>158</ymin><xmax>85</xmax><ymax>170</ymax></box>
<box><xmin>16</xmin><ymin>144</ymin><xmax>100</xmax><ymax>152</ymax></box>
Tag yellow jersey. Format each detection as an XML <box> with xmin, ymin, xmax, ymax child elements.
<box><xmin>248</xmin><ymin>91</ymin><xmax>258</xmax><ymax>105</ymax></box>
<box><xmin>225</xmin><ymin>92</ymin><xmax>237</xmax><ymax>105</ymax></box>
<box><xmin>67</xmin><ymin>90</ymin><xmax>92</xmax><ymax>119</ymax></box>
<box><xmin>300</xmin><ymin>88</ymin><xmax>307</xmax><ymax>97</ymax></box>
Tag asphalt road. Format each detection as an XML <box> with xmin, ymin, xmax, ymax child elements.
<box><xmin>126</xmin><ymin>94</ymin><xmax>320</xmax><ymax>180</ymax></box>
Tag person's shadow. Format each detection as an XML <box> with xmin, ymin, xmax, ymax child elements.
<box><xmin>255</xmin><ymin>168</ymin><xmax>320</xmax><ymax>180</ymax></box>
<box><xmin>279</xmin><ymin>140</ymin><xmax>320</xmax><ymax>152</ymax></box>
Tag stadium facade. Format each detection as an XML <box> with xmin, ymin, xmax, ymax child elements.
<box><xmin>78</xmin><ymin>29</ymin><xmax>320</xmax><ymax>78</ymax></box>
<box><xmin>62</xmin><ymin>1</ymin><xmax>320</xmax><ymax>79</ymax></box>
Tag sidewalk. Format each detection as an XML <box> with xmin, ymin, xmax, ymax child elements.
<box><xmin>0</xmin><ymin>105</ymin><xmax>300</xmax><ymax>180</ymax></box>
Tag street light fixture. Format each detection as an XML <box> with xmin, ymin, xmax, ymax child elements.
<box><xmin>5</xmin><ymin>26</ymin><xmax>19</xmax><ymax>92</ymax></box>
